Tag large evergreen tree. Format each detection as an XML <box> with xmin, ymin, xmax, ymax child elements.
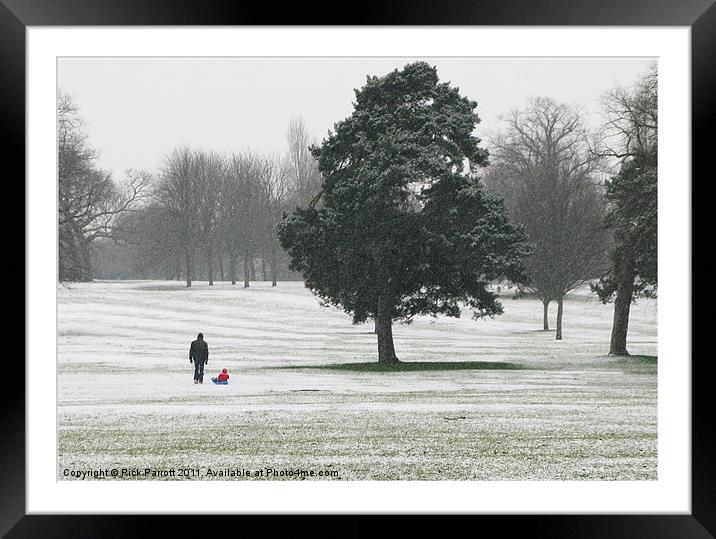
<box><xmin>278</xmin><ymin>62</ymin><xmax>530</xmax><ymax>363</ymax></box>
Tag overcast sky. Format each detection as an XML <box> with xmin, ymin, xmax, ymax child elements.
<box><xmin>58</xmin><ymin>57</ymin><xmax>654</xmax><ymax>180</ymax></box>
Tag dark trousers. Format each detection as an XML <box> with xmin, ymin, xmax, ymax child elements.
<box><xmin>193</xmin><ymin>360</ymin><xmax>205</xmax><ymax>382</ymax></box>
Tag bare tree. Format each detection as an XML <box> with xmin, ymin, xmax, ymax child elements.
<box><xmin>154</xmin><ymin>147</ymin><xmax>201</xmax><ymax>287</ymax></box>
<box><xmin>286</xmin><ymin>117</ymin><xmax>322</xmax><ymax>207</ymax></box>
<box><xmin>486</xmin><ymin>97</ymin><xmax>610</xmax><ymax>340</ymax></box>
<box><xmin>195</xmin><ymin>151</ymin><xmax>225</xmax><ymax>285</ymax></box>
<box><xmin>219</xmin><ymin>155</ymin><xmax>240</xmax><ymax>285</ymax></box>
<box><xmin>58</xmin><ymin>93</ymin><xmax>149</xmax><ymax>281</ymax></box>
<box><xmin>600</xmin><ymin>64</ymin><xmax>657</xmax><ymax>163</ymax></box>
<box><xmin>219</xmin><ymin>152</ymin><xmax>263</xmax><ymax>287</ymax></box>
<box><xmin>254</xmin><ymin>154</ymin><xmax>291</xmax><ymax>286</ymax></box>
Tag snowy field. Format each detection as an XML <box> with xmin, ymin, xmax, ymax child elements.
<box><xmin>58</xmin><ymin>280</ymin><xmax>657</xmax><ymax>481</ymax></box>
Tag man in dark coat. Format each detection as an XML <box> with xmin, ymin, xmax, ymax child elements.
<box><xmin>189</xmin><ymin>332</ymin><xmax>209</xmax><ymax>384</ymax></box>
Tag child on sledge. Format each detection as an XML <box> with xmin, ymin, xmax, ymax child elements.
<box><xmin>212</xmin><ymin>368</ymin><xmax>230</xmax><ymax>385</ymax></box>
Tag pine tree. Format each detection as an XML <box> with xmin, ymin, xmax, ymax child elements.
<box><xmin>593</xmin><ymin>65</ymin><xmax>657</xmax><ymax>356</ymax></box>
<box><xmin>593</xmin><ymin>154</ymin><xmax>657</xmax><ymax>354</ymax></box>
<box><xmin>278</xmin><ymin>62</ymin><xmax>530</xmax><ymax>363</ymax></box>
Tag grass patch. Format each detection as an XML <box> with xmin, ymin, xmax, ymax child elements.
<box><xmin>287</xmin><ymin>361</ymin><xmax>529</xmax><ymax>372</ymax></box>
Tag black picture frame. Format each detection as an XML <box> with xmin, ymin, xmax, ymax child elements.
<box><xmin>4</xmin><ymin>1</ymin><xmax>714</xmax><ymax>536</ymax></box>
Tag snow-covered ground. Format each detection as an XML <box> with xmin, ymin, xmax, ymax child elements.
<box><xmin>58</xmin><ymin>280</ymin><xmax>657</xmax><ymax>480</ymax></box>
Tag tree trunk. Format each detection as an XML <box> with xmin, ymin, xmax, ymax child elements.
<box><xmin>229</xmin><ymin>254</ymin><xmax>236</xmax><ymax>285</ymax></box>
<box><xmin>555</xmin><ymin>296</ymin><xmax>563</xmax><ymax>340</ymax></box>
<box><xmin>270</xmin><ymin>247</ymin><xmax>278</xmax><ymax>287</ymax></box>
<box><xmin>376</xmin><ymin>304</ymin><xmax>400</xmax><ymax>364</ymax></box>
<box><xmin>207</xmin><ymin>247</ymin><xmax>214</xmax><ymax>286</ymax></box>
<box><xmin>243</xmin><ymin>251</ymin><xmax>251</xmax><ymax>288</ymax></box>
<box><xmin>219</xmin><ymin>254</ymin><xmax>224</xmax><ymax>281</ymax></box>
<box><xmin>185</xmin><ymin>250</ymin><xmax>192</xmax><ymax>288</ymax></box>
<box><xmin>59</xmin><ymin>219</ymin><xmax>92</xmax><ymax>281</ymax></box>
<box><xmin>75</xmin><ymin>232</ymin><xmax>92</xmax><ymax>281</ymax></box>
<box><xmin>609</xmin><ymin>254</ymin><xmax>636</xmax><ymax>355</ymax></box>
<box><xmin>373</xmin><ymin>318</ymin><xmax>378</xmax><ymax>334</ymax></box>
<box><xmin>261</xmin><ymin>255</ymin><xmax>267</xmax><ymax>281</ymax></box>
<box><xmin>542</xmin><ymin>299</ymin><xmax>550</xmax><ymax>331</ymax></box>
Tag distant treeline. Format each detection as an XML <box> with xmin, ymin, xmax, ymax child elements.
<box><xmin>59</xmin><ymin>96</ymin><xmax>321</xmax><ymax>286</ymax></box>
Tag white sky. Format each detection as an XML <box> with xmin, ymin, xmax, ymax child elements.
<box><xmin>58</xmin><ymin>57</ymin><xmax>654</xmax><ymax>180</ymax></box>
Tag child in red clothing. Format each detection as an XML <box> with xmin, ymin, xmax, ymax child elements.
<box><xmin>212</xmin><ymin>368</ymin><xmax>230</xmax><ymax>384</ymax></box>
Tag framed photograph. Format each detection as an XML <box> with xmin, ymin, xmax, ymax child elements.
<box><xmin>6</xmin><ymin>0</ymin><xmax>714</xmax><ymax>535</ymax></box>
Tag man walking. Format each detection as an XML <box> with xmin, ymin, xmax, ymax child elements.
<box><xmin>189</xmin><ymin>332</ymin><xmax>209</xmax><ymax>384</ymax></box>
